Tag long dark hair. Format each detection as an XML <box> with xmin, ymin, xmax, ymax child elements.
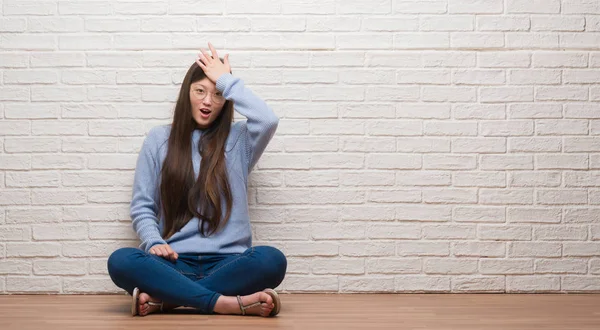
<box><xmin>160</xmin><ymin>61</ymin><xmax>234</xmax><ymax>239</ymax></box>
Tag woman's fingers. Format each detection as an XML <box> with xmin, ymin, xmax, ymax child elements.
<box><xmin>165</xmin><ymin>245</ymin><xmax>178</xmax><ymax>261</ymax></box>
<box><xmin>199</xmin><ymin>48</ymin><xmax>212</xmax><ymax>64</ymax></box>
<box><xmin>224</xmin><ymin>54</ymin><xmax>230</xmax><ymax>71</ymax></box>
<box><xmin>208</xmin><ymin>42</ymin><xmax>219</xmax><ymax>60</ymax></box>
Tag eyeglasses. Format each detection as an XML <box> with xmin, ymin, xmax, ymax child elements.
<box><xmin>191</xmin><ymin>88</ymin><xmax>226</xmax><ymax>104</ymax></box>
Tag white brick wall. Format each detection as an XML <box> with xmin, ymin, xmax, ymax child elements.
<box><xmin>1</xmin><ymin>0</ymin><xmax>600</xmax><ymax>294</ymax></box>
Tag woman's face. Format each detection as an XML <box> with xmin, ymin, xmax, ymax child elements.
<box><xmin>189</xmin><ymin>78</ymin><xmax>226</xmax><ymax>129</ymax></box>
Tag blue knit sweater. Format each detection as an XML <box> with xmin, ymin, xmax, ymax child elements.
<box><xmin>130</xmin><ymin>73</ymin><xmax>279</xmax><ymax>254</ymax></box>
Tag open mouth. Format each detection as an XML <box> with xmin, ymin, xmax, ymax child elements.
<box><xmin>200</xmin><ymin>108</ymin><xmax>211</xmax><ymax>115</ymax></box>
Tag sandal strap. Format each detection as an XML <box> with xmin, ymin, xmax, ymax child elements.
<box><xmin>236</xmin><ymin>295</ymin><xmax>261</xmax><ymax>316</ymax></box>
<box><xmin>147</xmin><ymin>301</ymin><xmax>164</xmax><ymax>312</ymax></box>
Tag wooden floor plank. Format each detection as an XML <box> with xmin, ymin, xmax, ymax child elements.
<box><xmin>1</xmin><ymin>294</ymin><xmax>599</xmax><ymax>330</ymax></box>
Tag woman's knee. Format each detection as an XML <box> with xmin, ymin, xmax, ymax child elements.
<box><xmin>253</xmin><ymin>246</ymin><xmax>287</xmax><ymax>282</ymax></box>
<box><xmin>107</xmin><ymin>247</ymin><xmax>144</xmax><ymax>276</ymax></box>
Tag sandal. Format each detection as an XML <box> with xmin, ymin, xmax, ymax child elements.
<box><xmin>236</xmin><ymin>288</ymin><xmax>281</xmax><ymax>317</ymax></box>
<box><xmin>131</xmin><ymin>287</ymin><xmax>163</xmax><ymax>316</ymax></box>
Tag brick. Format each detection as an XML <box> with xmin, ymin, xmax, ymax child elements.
<box><xmin>477</xmin><ymin>16</ymin><xmax>529</xmax><ymax>31</ymax></box>
<box><xmin>395</xmin><ymin>275</ymin><xmax>450</xmax><ymax>292</ymax></box>
<box><xmin>5</xmin><ymin>207</ymin><xmax>61</xmax><ymax>224</ymax></box>
<box><xmin>562</xmin><ymin>276</ymin><xmax>600</xmax><ymax>291</ymax></box>
<box><xmin>424</xmin><ymin>258</ymin><xmax>478</xmax><ymax>274</ymax></box>
<box><xmin>340</xmin><ymin>276</ymin><xmax>394</xmax><ymax>292</ymax></box>
<box><xmin>424</xmin><ymin>121</ymin><xmax>477</xmax><ymax>136</ymax></box>
<box><xmin>563</xmin><ymin>243</ymin><xmax>600</xmax><ymax>257</ymax></box>
<box><xmin>423</xmin><ymin>188</ymin><xmax>477</xmax><ymax>204</ymax></box>
<box><xmin>533</xmin><ymin>52</ymin><xmax>587</xmax><ymax>68</ymax></box>
<box><xmin>339</xmin><ymin>242</ymin><xmax>394</xmax><ymax>257</ymax></box>
<box><xmin>507</xmin><ymin>0</ymin><xmax>560</xmax><ymax>13</ymax></box>
<box><xmin>481</xmin><ymin>259</ymin><xmax>533</xmax><ymax>275</ymax></box>
<box><xmin>509</xmin><ymin>104</ymin><xmax>562</xmax><ymax>119</ymax></box>
<box><xmin>449</xmin><ymin>0</ymin><xmax>502</xmax><ymax>13</ymax></box>
<box><xmin>64</xmin><ymin>277</ymin><xmax>122</xmax><ymax>293</ymax></box>
<box><xmin>421</xmin><ymin>86</ymin><xmax>477</xmax><ymax>102</ymax></box>
<box><xmin>366</xmin><ymin>223</ymin><xmax>420</xmax><ymax>239</ymax></box>
<box><xmin>5</xmin><ymin>171</ymin><xmax>60</xmax><ymax>188</ymax></box>
<box><xmin>367</xmin><ymin>154</ymin><xmax>421</xmax><ymax>169</ymax></box>
<box><xmin>452</xmin><ymin>276</ymin><xmax>505</xmax><ymax>292</ymax></box>
<box><xmin>421</xmin><ymin>16</ymin><xmax>472</xmax><ymax>32</ymax></box>
<box><xmin>423</xmin><ymin>155</ymin><xmax>477</xmax><ymax>170</ymax></box>
<box><xmin>0</xmin><ymin>260</ymin><xmax>31</xmax><ymax>275</ymax></box>
<box><xmin>453</xmin><ymin>172</ymin><xmax>505</xmax><ymax>188</ymax></box>
<box><xmin>312</xmin><ymin>258</ymin><xmax>364</xmax><ymax>275</ymax></box>
<box><xmin>341</xmin><ymin>206</ymin><xmax>395</xmax><ymax>221</ymax></box>
<box><xmin>453</xmin><ymin>207</ymin><xmax>505</xmax><ymax>223</ymax></box>
<box><xmin>310</xmin><ymin>154</ymin><xmax>364</xmax><ymax>170</ymax></box>
<box><xmin>394</xmin><ymin>1</ymin><xmax>446</xmax><ymax>14</ymax></box>
<box><xmin>397</xmin><ymin>242</ymin><xmax>449</xmax><ymax>257</ymax></box>
<box><xmin>340</xmin><ymin>104</ymin><xmax>396</xmax><ymax>118</ymax></box>
<box><xmin>536</xmin><ymin>190</ymin><xmax>587</xmax><ymax>205</ymax></box>
<box><xmin>427</xmin><ymin>52</ymin><xmax>478</xmax><ymax>68</ymax></box>
<box><xmin>310</xmin><ymin>223</ymin><xmax>365</xmax><ymax>240</ymax></box>
<box><xmin>479</xmin><ymin>225</ymin><xmax>532</xmax><ymax>241</ymax></box>
<box><xmin>285</xmin><ymin>242</ymin><xmax>338</xmax><ymax>257</ymax></box>
<box><xmin>396</xmin><ymin>205</ymin><xmax>452</xmax><ymax>221</ymax></box>
<box><xmin>6</xmin><ymin>276</ymin><xmax>60</xmax><ymax>293</ymax></box>
<box><xmin>507</xmin><ymin>207</ymin><xmax>561</xmax><ymax>224</ymax></box>
<box><xmin>564</xmin><ymin>208</ymin><xmax>600</xmax><ymax>223</ymax></box>
<box><xmin>33</xmin><ymin>259</ymin><xmax>86</xmax><ymax>275</ymax></box>
<box><xmin>508</xmin><ymin>242</ymin><xmax>561</xmax><ymax>257</ymax></box>
<box><xmin>6</xmin><ymin>243</ymin><xmax>61</xmax><ymax>257</ymax></box>
<box><xmin>396</xmin><ymin>171</ymin><xmax>451</xmax><ymax>186</ymax></box>
<box><xmin>248</xmin><ymin>207</ymin><xmax>284</xmax><ymax>223</ymax></box>
<box><xmin>480</xmin><ymin>155</ymin><xmax>533</xmax><ymax>170</ymax></box>
<box><xmin>341</xmin><ymin>137</ymin><xmax>396</xmax><ymax>152</ymax></box>
<box><xmin>453</xmin><ymin>241</ymin><xmax>505</xmax><ymax>257</ymax></box>
<box><xmin>453</xmin><ymin>104</ymin><xmax>505</xmax><ymax>119</ymax></box>
<box><xmin>62</xmin><ymin>241</ymin><xmax>137</xmax><ymax>258</ymax></box>
<box><xmin>509</xmin><ymin>137</ymin><xmax>561</xmax><ymax>153</ymax></box>
<box><xmin>423</xmin><ymin>225</ymin><xmax>476</xmax><ymax>240</ymax></box>
<box><xmin>478</xmin><ymin>52</ymin><xmax>530</xmax><ymax>68</ymax></box>
<box><xmin>536</xmin><ymin>154</ymin><xmax>588</xmax><ymax>170</ymax></box>
<box><xmin>0</xmin><ymin>190</ymin><xmax>30</xmax><ymax>206</ymax></box>
<box><xmin>398</xmin><ymin>69</ymin><xmax>451</xmax><ymax>85</ymax></box>
<box><xmin>366</xmin><ymin>258</ymin><xmax>421</xmax><ymax>274</ymax></box>
<box><xmin>32</xmin><ymin>190</ymin><xmax>86</xmax><ymax>205</ymax></box>
<box><xmin>506</xmin><ymin>276</ymin><xmax>560</xmax><ymax>292</ymax></box>
<box><xmin>394</xmin><ymin>33</ymin><xmax>449</xmax><ymax>49</ymax></box>
<box><xmin>535</xmin><ymin>260</ymin><xmax>587</xmax><ymax>274</ymax></box>
<box><xmin>453</xmin><ymin>69</ymin><xmax>504</xmax><ymax>85</ymax></box>
<box><xmin>281</xmin><ymin>275</ymin><xmax>338</xmax><ymax>292</ymax></box>
<box><xmin>366</xmin><ymin>120</ymin><xmax>423</xmax><ymax>136</ymax></box>
<box><xmin>33</xmin><ymin>224</ymin><xmax>87</xmax><ymax>241</ymax></box>
<box><xmin>341</xmin><ymin>171</ymin><xmax>395</xmax><ymax>186</ymax></box>
<box><xmin>451</xmin><ymin>33</ymin><xmax>504</xmax><ymax>49</ymax></box>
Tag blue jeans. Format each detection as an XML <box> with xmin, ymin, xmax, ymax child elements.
<box><xmin>107</xmin><ymin>246</ymin><xmax>287</xmax><ymax>314</ymax></box>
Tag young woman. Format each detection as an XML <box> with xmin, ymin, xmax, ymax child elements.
<box><xmin>107</xmin><ymin>43</ymin><xmax>286</xmax><ymax>317</ymax></box>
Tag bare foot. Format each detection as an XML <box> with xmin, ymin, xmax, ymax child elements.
<box><xmin>213</xmin><ymin>292</ymin><xmax>274</xmax><ymax>317</ymax></box>
<box><xmin>138</xmin><ymin>292</ymin><xmax>179</xmax><ymax>316</ymax></box>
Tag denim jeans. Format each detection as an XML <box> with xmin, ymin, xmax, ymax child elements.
<box><xmin>107</xmin><ymin>245</ymin><xmax>287</xmax><ymax>314</ymax></box>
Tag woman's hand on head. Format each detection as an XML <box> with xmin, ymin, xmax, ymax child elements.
<box><xmin>149</xmin><ymin>243</ymin><xmax>178</xmax><ymax>261</ymax></box>
<box><xmin>196</xmin><ymin>42</ymin><xmax>231</xmax><ymax>84</ymax></box>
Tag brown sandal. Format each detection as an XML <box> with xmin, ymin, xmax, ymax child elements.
<box><xmin>131</xmin><ymin>287</ymin><xmax>163</xmax><ymax>316</ymax></box>
<box><xmin>236</xmin><ymin>288</ymin><xmax>281</xmax><ymax>317</ymax></box>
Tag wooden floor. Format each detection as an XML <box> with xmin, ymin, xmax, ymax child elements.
<box><xmin>1</xmin><ymin>294</ymin><xmax>599</xmax><ymax>330</ymax></box>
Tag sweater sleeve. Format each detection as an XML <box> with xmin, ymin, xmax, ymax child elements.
<box><xmin>130</xmin><ymin>129</ymin><xmax>167</xmax><ymax>253</ymax></box>
<box><xmin>216</xmin><ymin>73</ymin><xmax>279</xmax><ymax>172</ymax></box>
